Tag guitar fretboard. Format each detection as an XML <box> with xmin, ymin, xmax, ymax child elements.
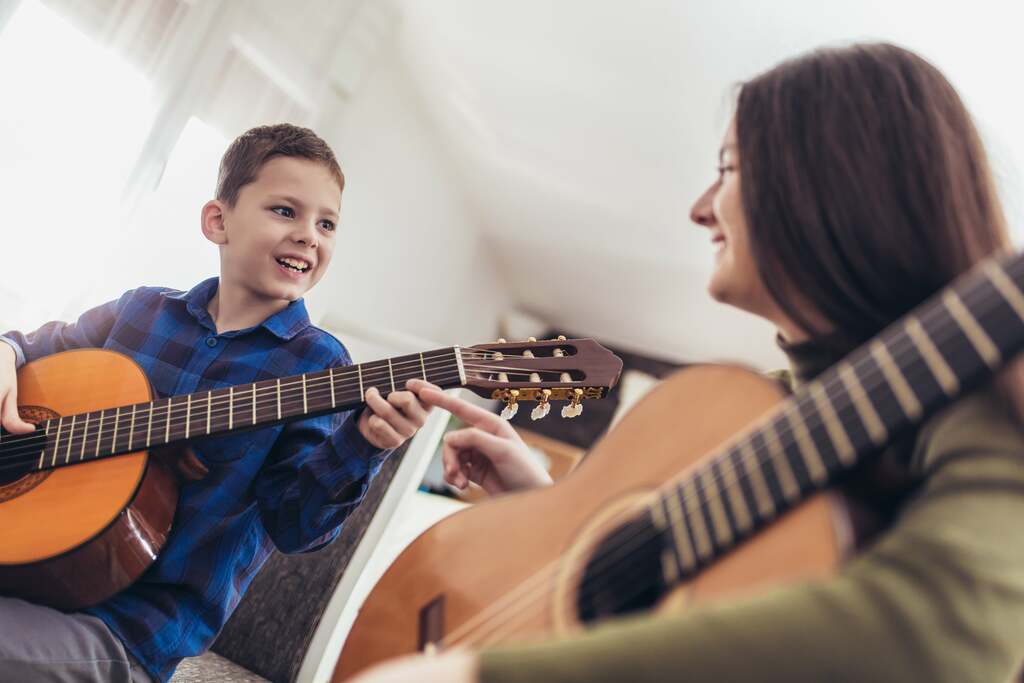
<box><xmin>0</xmin><ymin>347</ymin><xmax>463</xmax><ymax>473</ymax></box>
<box><xmin>651</xmin><ymin>255</ymin><xmax>1024</xmax><ymax>582</ymax></box>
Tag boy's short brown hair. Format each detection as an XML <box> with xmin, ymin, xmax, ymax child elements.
<box><xmin>215</xmin><ymin>123</ymin><xmax>344</xmax><ymax>206</ymax></box>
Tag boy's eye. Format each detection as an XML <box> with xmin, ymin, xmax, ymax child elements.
<box><xmin>318</xmin><ymin>219</ymin><xmax>336</xmax><ymax>232</ymax></box>
<box><xmin>271</xmin><ymin>206</ymin><xmax>295</xmax><ymax>218</ymax></box>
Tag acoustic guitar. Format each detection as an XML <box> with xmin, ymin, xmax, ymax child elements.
<box><xmin>334</xmin><ymin>251</ymin><xmax>1024</xmax><ymax>680</ymax></box>
<box><xmin>0</xmin><ymin>338</ymin><xmax>622</xmax><ymax>610</ymax></box>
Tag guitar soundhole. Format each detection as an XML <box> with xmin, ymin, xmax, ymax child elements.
<box><xmin>0</xmin><ymin>469</ymin><xmax>50</xmax><ymax>501</ymax></box>
<box><xmin>0</xmin><ymin>406</ymin><xmax>57</xmax><ymax>498</ymax></box>
<box><xmin>576</xmin><ymin>511</ymin><xmax>670</xmax><ymax>624</ymax></box>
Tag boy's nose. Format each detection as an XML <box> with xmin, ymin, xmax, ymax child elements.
<box><xmin>293</xmin><ymin>223</ymin><xmax>318</xmax><ymax>248</ymax></box>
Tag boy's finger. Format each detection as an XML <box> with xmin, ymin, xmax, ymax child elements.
<box><xmin>387</xmin><ymin>390</ymin><xmax>430</xmax><ymax>426</ymax></box>
<box><xmin>1</xmin><ymin>394</ymin><xmax>34</xmax><ymax>434</ymax></box>
<box><xmin>365</xmin><ymin>388</ymin><xmax>417</xmax><ymax>438</ymax></box>
<box><xmin>367</xmin><ymin>414</ymin><xmax>403</xmax><ymax>448</ymax></box>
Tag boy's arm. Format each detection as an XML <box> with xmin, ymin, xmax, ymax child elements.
<box><xmin>253</xmin><ymin>409</ymin><xmax>390</xmax><ymax>553</ymax></box>
<box><xmin>0</xmin><ymin>289</ymin><xmax>137</xmax><ymax>368</ymax></box>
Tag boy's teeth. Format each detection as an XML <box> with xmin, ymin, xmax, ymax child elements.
<box><xmin>277</xmin><ymin>257</ymin><xmax>309</xmax><ymax>271</ymax></box>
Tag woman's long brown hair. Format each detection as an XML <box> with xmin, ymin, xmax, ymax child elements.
<box><xmin>735</xmin><ymin>42</ymin><xmax>1024</xmax><ymax>418</ymax></box>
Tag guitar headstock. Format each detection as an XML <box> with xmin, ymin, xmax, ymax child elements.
<box><xmin>458</xmin><ymin>337</ymin><xmax>623</xmax><ymax>420</ymax></box>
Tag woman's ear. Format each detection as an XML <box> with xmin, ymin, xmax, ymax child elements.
<box><xmin>201</xmin><ymin>199</ymin><xmax>229</xmax><ymax>245</ymax></box>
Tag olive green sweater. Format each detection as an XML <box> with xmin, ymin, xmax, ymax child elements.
<box><xmin>479</xmin><ymin>342</ymin><xmax>1024</xmax><ymax>682</ymax></box>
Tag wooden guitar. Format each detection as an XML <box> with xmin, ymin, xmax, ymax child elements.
<box><xmin>333</xmin><ymin>252</ymin><xmax>1024</xmax><ymax>680</ymax></box>
<box><xmin>0</xmin><ymin>339</ymin><xmax>622</xmax><ymax>610</ymax></box>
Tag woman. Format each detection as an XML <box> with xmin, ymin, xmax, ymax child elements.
<box><xmin>358</xmin><ymin>43</ymin><xmax>1024</xmax><ymax>682</ymax></box>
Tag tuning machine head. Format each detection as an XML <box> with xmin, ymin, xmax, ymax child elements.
<box><xmin>561</xmin><ymin>388</ymin><xmax>584</xmax><ymax>419</ymax></box>
<box><xmin>500</xmin><ymin>389</ymin><xmax>520</xmax><ymax>420</ymax></box>
<box><xmin>530</xmin><ymin>389</ymin><xmax>552</xmax><ymax>420</ymax></box>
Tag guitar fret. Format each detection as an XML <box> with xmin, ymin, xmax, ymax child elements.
<box><xmin>329</xmin><ymin>367</ymin><xmax>336</xmax><ymax>408</ymax></box>
<box><xmin>836</xmin><ymin>363</ymin><xmax>887</xmax><ymax>446</ymax></box>
<box><xmin>109</xmin><ymin>406</ymin><xmax>118</xmax><ymax>453</ymax></box>
<box><xmin>146</xmin><ymin>403</ymin><xmax>154</xmax><ymax>447</ymax></box>
<box><xmin>699</xmin><ymin>466</ymin><xmax>734</xmax><ymax>548</ymax></box>
<box><xmin>761</xmin><ymin>419</ymin><xmax>801</xmax><ymax>502</ymax></box>
<box><xmin>681</xmin><ymin>479</ymin><xmax>713</xmax><ymax>561</ymax></box>
<box><xmin>737</xmin><ymin>439</ymin><xmax>775</xmax><ymax>519</ymax></box>
<box><xmin>358</xmin><ymin>364</ymin><xmax>364</xmax><ymax>399</ymax></box>
<box><xmin>64</xmin><ymin>415</ymin><xmax>76</xmax><ymax>464</ymax></box>
<box><xmin>165</xmin><ymin>398</ymin><xmax>173</xmax><ymax>444</ymax></box>
<box><xmin>420</xmin><ymin>353</ymin><xmax>427</xmax><ymax>380</ymax></box>
<box><xmin>94</xmin><ymin>410</ymin><xmax>105</xmax><ymax>457</ymax></box>
<box><xmin>783</xmin><ymin>407</ymin><xmax>828</xmax><ymax>486</ymax></box>
<box><xmin>647</xmin><ymin>501</ymin><xmax>680</xmax><ymax>585</ymax></box>
<box><xmin>51</xmin><ymin>417</ymin><xmax>63</xmax><ymax>467</ymax></box>
<box><xmin>228</xmin><ymin>387</ymin><xmax>234</xmax><ymax>431</ymax></box>
<box><xmin>252</xmin><ymin>384</ymin><xmax>257</xmax><ymax>425</ymax></box>
<box><xmin>302</xmin><ymin>374</ymin><xmax>308</xmax><ymax>413</ymax></box>
<box><xmin>38</xmin><ymin>420</ymin><xmax>51</xmax><ymax>468</ymax></box>
<box><xmin>276</xmin><ymin>379</ymin><xmax>282</xmax><ymax>420</ymax></box>
<box><xmin>662</xmin><ymin>489</ymin><xmax>697</xmax><ymax>574</ymax></box>
<box><xmin>185</xmin><ymin>395</ymin><xmax>192</xmax><ymax>439</ymax></box>
<box><xmin>715</xmin><ymin>455</ymin><xmax>753</xmax><ymax>535</ymax></box>
<box><xmin>807</xmin><ymin>382</ymin><xmax>855</xmax><ymax>466</ymax></box>
<box><xmin>904</xmin><ymin>318</ymin><xmax>959</xmax><ymax>396</ymax></box>
<box><xmin>80</xmin><ymin>413</ymin><xmax>91</xmax><ymax>460</ymax></box>
<box><xmin>943</xmin><ymin>289</ymin><xmax>1001</xmax><ymax>366</ymax></box>
<box><xmin>983</xmin><ymin>260</ymin><xmax>1024</xmax><ymax>321</ymax></box>
<box><xmin>388</xmin><ymin>359</ymin><xmax>396</xmax><ymax>393</ymax></box>
<box><xmin>128</xmin><ymin>405</ymin><xmax>136</xmax><ymax>451</ymax></box>
<box><xmin>868</xmin><ymin>340</ymin><xmax>923</xmax><ymax>421</ymax></box>
<box><xmin>206</xmin><ymin>391</ymin><xmax>212</xmax><ymax>435</ymax></box>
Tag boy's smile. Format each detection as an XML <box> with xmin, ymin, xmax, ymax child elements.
<box><xmin>202</xmin><ymin>155</ymin><xmax>341</xmax><ymax>329</ymax></box>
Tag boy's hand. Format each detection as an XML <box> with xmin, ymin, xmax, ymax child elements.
<box><xmin>357</xmin><ymin>381</ymin><xmax>434</xmax><ymax>449</ymax></box>
<box><xmin>0</xmin><ymin>343</ymin><xmax>35</xmax><ymax>434</ymax></box>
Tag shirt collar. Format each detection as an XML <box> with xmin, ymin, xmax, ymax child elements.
<box><xmin>161</xmin><ymin>277</ymin><xmax>311</xmax><ymax>340</ymax></box>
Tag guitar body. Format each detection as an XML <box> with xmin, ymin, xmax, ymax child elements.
<box><xmin>334</xmin><ymin>365</ymin><xmax>854</xmax><ymax>680</ymax></box>
<box><xmin>0</xmin><ymin>349</ymin><xmax>178</xmax><ymax>610</ymax></box>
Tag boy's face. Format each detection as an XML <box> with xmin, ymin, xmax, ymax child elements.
<box><xmin>215</xmin><ymin>156</ymin><xmax>341</xmax><ymax>305</ymax></box>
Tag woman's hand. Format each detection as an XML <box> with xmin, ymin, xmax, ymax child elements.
<box><xmin>346</xmin><ymin>650</ymin><xmax>477</xmax><ymax>683</ymax></box>
<box><xmin>408</xmin><ymin>379</ymin><xmax>553</xmax><ymax>494</ymax></box>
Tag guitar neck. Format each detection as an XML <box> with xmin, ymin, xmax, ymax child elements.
<box><xmin>653</xmin><ymin>252</ymin><xmax>1024</xmax><ymax>578</ymax></box>
<box><xmin>24</xmin><ymin>347</ymin><xmax>464</xmax><ymax>471</ymax></box>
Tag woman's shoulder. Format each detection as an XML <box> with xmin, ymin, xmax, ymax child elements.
<box><xmin>910</xmin><ymin>385</ymin><xmax>1024</xmax><ymax>472</ymax></box>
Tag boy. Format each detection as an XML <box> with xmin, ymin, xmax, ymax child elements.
<box><xmin>0</xmin><ymin>124</ymin><xmax>432</xmax><ymax>682</ymax></box>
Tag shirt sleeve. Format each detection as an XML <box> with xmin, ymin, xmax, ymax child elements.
<box><xmin>252</xmin><ymin>351</ymin><xmax>392</xmax><ymax>554</ymax></box>
<box><xmin>478</xmin><ymin>388</ymin><xmax>1024</xmax><ymax>683</ymax></box>
<box><xmin>0</xmin><ymin>289</ymin><xmax>136</xmax><ymax>368</ymax></box>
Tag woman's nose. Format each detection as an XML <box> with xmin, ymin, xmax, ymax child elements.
<box><xmin>690</xmin><ymin>185</ymin><xmax>716</xmax><ymax>227</ymax></box>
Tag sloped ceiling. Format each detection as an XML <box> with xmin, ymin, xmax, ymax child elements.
<box><xmin>392</xmin><ymin>0</ymin><xmax>1023</xmax><ymax>369</ymax></box>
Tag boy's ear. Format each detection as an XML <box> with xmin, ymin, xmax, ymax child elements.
<box><xmin>201</xmin><ymin>199</ymin><xmax>229</xmax><ymax>245</ymax></box>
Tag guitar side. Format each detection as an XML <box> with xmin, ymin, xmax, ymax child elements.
<box><xmin>332</xmin><ymin>365</ymin><xmax>851</xmax><ymax>680</ymax></box>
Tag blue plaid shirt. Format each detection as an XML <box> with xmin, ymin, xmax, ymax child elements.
<box><xmin>1</xmin><ymin>278</ymin><xmax>387</xmax><ymax>681</ymax></box>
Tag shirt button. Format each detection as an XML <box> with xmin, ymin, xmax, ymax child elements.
<box><xmin>206</xmin><ymin>337</ymin><xmax>218</xmax><ymax>348</ymax></box>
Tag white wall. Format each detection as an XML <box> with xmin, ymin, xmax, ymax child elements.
<box><xmin>307</xmin><ymin>48</ymin><xmax>510</xmax><ymax>349</ymax></box>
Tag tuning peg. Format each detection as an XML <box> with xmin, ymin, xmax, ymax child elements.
<box><xmin>531</xmin><ymin>389</ymin><xmax>552</xmax><ymax>420</ymax></box>
<box><xmin>561</xmin><ymin>388</ymin><xmax>584</xmax><ymax>419</ymax></box>
<box><xmin>501</xmin><ymin>389</ymin><xmax>520</xmax><ymax>420</ymax></box>
<box><xmin>497</xmin><ymin>338</ymin><xmax>507</xmax><ymax>344</ymax></box>
<box><xmin>527</xmin><ymin>336</ymin><xmax>537</xmax><ymax>342</ymax></box>
<box><xmin>556</xmin><ymin>335</ymin><xmax>567</xmax><ymax>341</ymax></box>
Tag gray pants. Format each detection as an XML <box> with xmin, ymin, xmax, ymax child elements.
<box><xmin>0</xmin><ymin>596</ymin><xmax>153</xmax><ymax>682</ymax></box>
